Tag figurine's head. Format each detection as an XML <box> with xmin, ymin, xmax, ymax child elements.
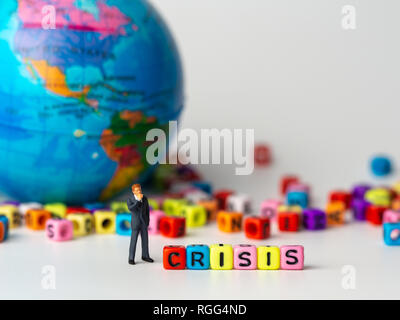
<box><xmin>131</xmin><ymin>183</ymin><xmax>142</xmax><ymax>196</ymax></box>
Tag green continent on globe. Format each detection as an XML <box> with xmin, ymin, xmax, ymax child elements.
<box><xmin>0</xmin><ymin>0</ymin><xmax>183</xmax><ymax>204</ymax></box>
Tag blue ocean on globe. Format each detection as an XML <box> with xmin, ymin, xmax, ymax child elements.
<box><xmin>0</xmin><ymin>0</ymin><xmax>183</xmax><ymax>204</ymax></box>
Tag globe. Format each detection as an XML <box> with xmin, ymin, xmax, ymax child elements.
<box><xmin>0</xmin><ymin>0</ymin><xmax>183</xmax><ymax>204</ymax></box>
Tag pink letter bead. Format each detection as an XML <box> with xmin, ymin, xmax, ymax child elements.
<box><xmin>383</xmin><ymin>210</ymin><xmax>400</xmax><ymax>224</ymax></box>
<box><xmin>280</xmin><ymin>245</ymin><xmax>304</xmax><ymax>270</ymax></box>
<box><xmin>45</xmin><ymin>219</ymin><xmax>73</xmax><ymax>242</ymax></box>
<box><xmin>260</xmin><ymin>199</ymin><xmax>281</xmax><ymax>220</ymax></box>
<box><xmin>234</xmin><ymin>244</ymin><xmax>257</xmax><ymax>270</ymax></box>
<box><xmin>148</xmin><ymin>210</ymin><xmax>165</xmax><ymax>235</ymax></box>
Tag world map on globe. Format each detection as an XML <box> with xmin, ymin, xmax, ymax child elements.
<box><xmin>0</xmin><ymin>0</ymin><xmax>183</xmax><ymax>204</ymax></box>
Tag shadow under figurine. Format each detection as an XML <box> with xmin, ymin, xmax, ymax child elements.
<box><xmin>127</xmin><ymin>183</ymin><xmax>154</xmax><ymax>265</ymax></box>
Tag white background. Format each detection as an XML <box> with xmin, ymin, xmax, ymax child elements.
<box><xmin>1</xmin><ymin>0</ymin><xmax>400</xmax><ymax>299</ymax></box>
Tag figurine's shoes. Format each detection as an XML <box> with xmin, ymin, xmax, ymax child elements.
<box><xmin>129</xmin><ymin>260</ymin><xmax>136</xmax><ymax>265</ymax></box>
<box><xmin>142</xmin><ymin>257</ymin><xmax>154</xmax><ymax>263</ymax></box>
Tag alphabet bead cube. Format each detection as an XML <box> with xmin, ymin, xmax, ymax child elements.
<box><xmin>0</xmin><ymin>205</ymin><xmax>21</xmax><ymax>228</ymax></box>
<box><xmin>185</xmin><ymin>189</ymin><xmax>210</xmax><ymax>204</ymax></box>
<box><xmin>94</xmin><ymin>211</ymin><xmax>116</xmax><ymax>234</ymax></box>
<box><xmin>383</xmin><ymin>210</ymin><xmax>400</xmax><ymax>224</ymax></box>
<box><xmin>66</xmin><ymin>213</ymin><xmax>94</xmax><ymax>236</ymax></box>
<box><xmin>366</xmin><ymin>205</ymin><xmax>387</xmax><ymax>225</ymax></box>
<box><xmin>159</xmin><ymin>216</ymin><xmax>186</xmax><ymax>238</ymax></box>
<box><xmin>244</xmin><ymin>216</ymin><xmax>270</xmax><ymax>239</ymax></box>
<box><xmin>66</xmin><ymin>207</ymin><xmax>91</xmax><ymax>215</ymax></box>
<box><xmin>210</xmin><ymin>244</ymin><xmax>234</xmax><ymax>270</ymax></box>
<box><xmin>217</xmin><ymin>211</ymin><xmax>243</xmax><ymax>233</ymax></box>
<box><xmin>280</xmin><ymin>175</ymin><xmax>299</xmax><ymax>196</ymax></box>
<box><xmin>192</xmin><ymin>181</ymin><xmax>212</xmax><ymax>194</ymax></box>
<box><xmin>329</xmin><ymin>190</ymin><xmax>352</xmax><ymax>209</ymax></box>
<box><xmin>148</xmin><ymin>210</ymin><xmax>165</xmax><ymax>235</ymax></box>
<box><xmin>44</xmin><ymin>203</ymin><xmax>66</xmax><ymax>219</ymax></box>
<box><xmin>280</xmin><ymin>245</ymin><xmax>304</xmax><ymax>270</ymax></box>
<box><xmin>25</xmin><ymin>209</ymin><xmax>52</xmax><ymax>230</ymax></box>
<box><xmin>197</xmin><ymin>199</ymin><xmax>218</xmax><ymax>221</ymax></box>
<box><xmin>186</xmin><ymin>244</ymin><xmax>210</xmax><ymax>270</ymax></box>
<box><xmin>226</xmin><ymin>194</ymin><xmax>252</xmax><ymax>214</ymax></box>
<box><xmin>116</xmin><ymin>213</ymin><xmax>132</xmax><ymax>236</ymax></box>
<box><xmin>383</xmin><ymin>223</ymin><xmax>400</xmax><ymax>246</ymax></box>
<box><xmin>287</xmin><ymin>183</ymin><xmax>310</xmax><ymax>194</ymax></box>
<box><xmin>257</xmin><ymin>246</ymin><xmax>280</xmax><ymax>270</ymax></box>
<box><xmin>0</xmin><ymin>216</ymin><xmax>9</xmax><ymax>242</ymax></box>
<box><xmin>214</xmin><ymin>189</ymin><xmax>234</xmax><ymax>210</ymax></box>
<box><xmin>110</xmin><ymin>201</ymin><xmax>129</xmax><ymax>214</ymax></box>
<box><xmin>45</xmin><ymin>219</ymin><xmax>73</xmax><ymax>242</ymax></box>
<box><xmin>84</xmin><ymin>203</ymin><xmax>106</xmax><ymax>212</ymax></box>
<box><xmin>303</xmin><ymin>208</ymin><xmax>326</xmax><ymax>230</ymax></box>
<box><xmin>234</xmin><ymin>245</ymin><xmax>257</xmax><ymax>270</ymax></box>
<box><xmin>19</xmin><ymin>202</ymin><xmax>42</xmax><ymax>217</ymax></box>
<box><xmin>287</xmin><ymin>191</ymin><xmax>308</xmax><ymax>209</ymax></box>
<box><xmin>326</xmin><ymin>202</ymin><xmax>346</xmax><ymax>226</ymax></box>
<box><xmin>278</xmin><ymin>211</ymin><xmax>301</xmax><ymax>232</ymax></box>
<box><xmin>365</xmin><ymin>188</ymin><xmax>391</xmax><ymax>207</ymax></box>
<box><xmin>371</xmin><ymin>156</ymin><xmax>392</xmax><ymax>177</ymax></box>
<box><xmin>180</xmin><ymin>205</ymin><xmax>207</xmax><ymax>228</ymax></box>
<box><xmin>260</xmin><ymin>199</ymin><xmax>281</xmax><ymax>220</ymax></box>
<box><xmin>162</xmin><ymin>198</ymin><xmax>188</xmax><ymax>216</ymax></box>
<box><xmin>351</xmin><ymin>198</ymin><xmax>370</xmax><ymax>221</ymax></box>
<box><xmin>163</xmin><ymin>245</ymin><xmax>186</xmax><ymax>269</ymax></box>
<box><xmin>278</xmin><ymin>205</ymin><xmax>302</xmax><ymax>214</ymax></box>
<box><xmin>392</xmin><ymin>196</ymin><xmax>400</xmax><ymax>211</ymax></box>
<box><xmin>147</xmin><ymin>198</ymin><xmax>159</xmax><ymax>210</ymax></box>
<box><xmin>352</xmin><ymin>184</ymin><xmax>371</xmax><ymax>200</ymax></box>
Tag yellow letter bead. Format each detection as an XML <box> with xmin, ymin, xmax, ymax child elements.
<box><xmin>44</xmin><ymin>203</ymin><xmax>67</xmax><ymax>219</ymax></box>
<box><xmin>197</xmin><ymin>199</ymin><xmax>218</xmax><ymax>221</ymax></box>
<box><xmin>66</xmin><ymin>214</ymin><xmax>94</xmax><ymax>236</ymax></box>
<box><xmin>365</xmin><ymin>188</ymin><xmax>391</xmax><ymax>207</ymax></box>
<box><xmin>392</xmin><ymin>181</ymin><xmax>400</xmax><ymax>195</ymax></box>
<box><xmin>257</xmin><ymin>246</ymin><xmax>280</xmax><ymax>270</ymax></box>
<box><xmin>277</xmin><ymin>205</ymin><xmax>302</xmax><ymax>214</ymax></box>
<box><xmin>210</xmin><ymin>244</ymin><xmax>234</xmax><ymax>270</ymax></box>
<box><xmin>148</xmin><ymin>198</ymin><xmax>159</xmax><ymax>210</ymax></box>
<box><xmin>110</xmin><ymin>201</ymin><xmax>129</xmax><ymax>213</ymax></box>
<box><xmin>94</xmin><ymin>210</ymin><xmax>116</xmax><ymax>234</ymax></box>
<box><xmin>326</xmin><ymin>201</ymin><xmax>346</xmax><ymax>226</ymax></box>
<box><xmin>0</xmin><ymin>205</ymin><xmax>21</xmax><ymax>228</ymax></box>
<box><xmin>162</xmin><ymin>198</ymin><xmax>188</xmax><ymax>216</ymax></box>
<box><xmin>180</xmin><ymin>205</ymin><xmax>207</xmax><ymax>228</ymax></box>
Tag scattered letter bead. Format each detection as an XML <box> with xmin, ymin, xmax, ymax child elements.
<box><xmin>0</xmin><ymin>205</ymin><xmax>21</xmax><ymax>228</ymax></box>
<box><xmin>287</xmin><ymin>183</ymin><xmax>310</xmax><ymax>194</ymax></box>
<box><xmin>366</xmin><ymin>205</ymin><xmax>387</xmax><ymax>225</ymax></box>
<box><xmin>159</xmin><ymin>216</ymin><xmax>186</xmax><ymax>238</ymax></box>
<box><xmin>280</xmin><ymin>175</ymin><xmax>299</xmax><ymax>196</ymax></box>
<box><xmin>45</xmin><ymin>219</ymin><xmax>73</xmax><ymax>242</ymax></box>
<box><xmin>326</xmin><ymin>202</ymin><xmax>346</xmax><ymax>226</ymax></box>
<box><xmin>352</xmin><ymin>184</ymin><xmax>371</xmax><ymax>200</ymax></box>
<box><xmin>192</xmin><ymin>181</ymin><xmax>212</xmax><ymax>195</ymax></box>
<box><xmin>25</xmin><ymin>209</ymin><xmax>52</xmax><ymax>230</ymax></box>
<box><xmin>226</xmin><ymin>194</ymin><xmax>252</xmax><ymax>214</ymax></box>
<box><xmin>213</xmin><ymin>189</ymin><xmax>234</xmax><ymax>210</ymax></box>
<box><xmin>163</xmin><ymin>245</ymin><xmax>186</xmax><ymax>269</ymax></box>
<box><xmin>66</xmin><ymin>213</ymin><xmax>94</xmax><ymax>236</ymax></box>
<box><xmin>365</xmin><ymin>188</ymin><xmax>391</xmax><ymax>207</ymax></box>
<box><xmin>94</xmin><ymin>211</ymin><xmax>116</xmax><ymax>234</ymax></box>
<box><xmin>351</xmin><ymin>199</ymin><xmax>370</xmax><ymax>221</ymax></box>
<box><xmin>287</xmin><ymin>191</ymin><xmax>308</xmax><ymax>209</ymax></box>
<box><xmin>210</xmin><ymin>244</ymin><xmax>234</xmax><ymax>270</ymax></box>
<box><xmin>197</xmin><ymin>199</ymin><xmax>219</xmax><ymax>221</ymax></box>
<box><xmin>303</xmin><ymin>208</ymin><xmax>326</xmax><ymax>230</ymax></box>
<box><xmin>370</xmin><ymin>155</ymin><xmax>392</xmax><ymax>177</ymax></box>
<box><xmin>19</xmin><ymin>202</ymin><xmax>42</xmax><ymax>217</ymax></box>
<box><xmin>116</xmin><ymin>213</ymin><xmax>132</xmax><ymax>236</ymax></box>
<box><xmin>186</xmin><ymin>244</ymin><xmax>210</xmax><ymax>270</ymax></box>
<box><xmin>162</xmin><ymin>198</ymin><xmax>188</xmax><ymax>216</ymax></box>
<box><xmin>383</xmin><ymin>223</ymin><xmax>400</xmax><ymax>246</ymax></box>
<box><xmin>66</xmin><ymin>207</ymin><xmax>91</xmax><ymax>215</ymax></box>
<box><xmin>383</xmin><ymin>210</ymin><xmax>400</xmax><ymax>224</ymax></box>
<box><xmin>217</xmin><ymin>211</ymin><xmax>243</xmax><ymax>233</ymax></box>
<box><xmin>260</xmin><ymin>199</ymin><xmax>281</xmax><ymax>220</ymax></box>
<box><xmin>0</xmin><ymin>216</ymin><xmax>9</xmax><ymax>242</ymax></box>
<box><xmin>148</xmin><ymin>210</ymin><xmax>165</xmax><ymax>235</ymax></box>
<box><xmin>110</xmin><ymin>201</ymin><xmax>129</xmax><ymax>214</ymax></box>
<box><xmin>185</xmin><ymin>189</ymin><xmax>210</xmax><ymax>204</ymax></box>
<box><xmin>244</xmin><ymin>216</ymin><xmax>270</xmax><ymax>239</ymax></box>
<box><xmin>233</xmin><ymin>245</ymin><xmax>257</xmax><ymax>270</ymax></box>
<box><xmin>329</xmin><ymin>191</ymin><xmax>352</xmax><ymax>209</ymax></box>
<box><xmin>278</xmin><ymin>211</ymin><xmax>301</xmax><ymax>232</ymax></box>
<box><xmin>280</xmin><ymin>245</ymin><xmax>304</xmax><ymax>270</ymax></box>
<box><xmin>257</xmin><ymin>246</ymin><xmax>280</xmax><ymax>270</ymax></box>
<box><xmin>44</xmin><ymin>203</ymin><xmax>66</xmax><ymax>219</ymax></box>
<box><xmin>254</xmin><ymin>144</ymin><xmax>271</xmax><ymax>167</ymax></box>
<box><xmin>180</xmin><ymin>205</ymin><xmax>207</xmax><ymax>228</ymax></box>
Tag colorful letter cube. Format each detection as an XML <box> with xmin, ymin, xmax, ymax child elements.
<box><xmin>226</xmin><ymin>194</ymin><xmax>252</xmax><ymax>214</ymax></box>
<box><xmin>257</xmin><ymin>246</ymin><xmax>280</xmax><ymax>270</ymax></box>
<box><xmin>383</xmin><ymin>223</ymin><xmax>400</xmax><ymax>246</ymax></box>
<box><xmin>192</xmin><ymin>181</ymin><xmax>212</xmax><ymax>195</ymax></box>
<box><xmin>352</xmin><ymin>184</ymin><xmax>371</xmax><ymax>200</ymax></box>
<box><xmin>370</xmin><ymin>155</ymin><xmax>392</xmax><ymax>177</ymax></box>
<box><xmin>366</xmin><ymin>205</ymin><xmax>387</xmax><ymax>225</ymax></box>
<box><xmin>303</xmin><ymin>208</ymin><xmax>326</xmax><ymax>230</ymax></box>
<box><xmin>186</xmin><ymin>244</ymin><xmax>210</xmax><ymax>270</ymax></box>
<box><xmin>329</xmin><ymin>191</ymin><xmax>352</xmax><ymax>209</ymax></box>
<box><xmin>163</xmin><ymin>245</ymin><xmax>186</xmax><ymax>269</ymax></box>
<box><xmin>148</xmin><ymin>210</ymin><xmax>165</xmax><ymax>235</ymax></box>
<box><xmin>326</xmin><ymin>202</ymin><xmax>346</xmax><ymax>226</ymax></box>
<box><xmin>213</xmin><ymin>189</ymin><xmax>234</xmax><ymax>210</ymax></box>
<box><xmin>162</xmin><ymin>198</ymin><xmax>188</xmax><ymax>216</ymax></box>
<box><xmin>233</xmin><ymin>245</ymin><xmax>257</xmax><ymax>270</ymax></box>
<box><xmin>94</xmin><ymin>211</ymin><xmax>116</xmax><ymax>234</ymax></box>
<box><xmin>280</xmin><ymin>175</ymin><xmax>299</xmax><ymax>196</ymax></box>
<box><xmin>44</xmin><ymin>203</ymin><xmax>66</xmax><ymax>219</ymax></box>
<box><xmin>19</xmin><ymin>202</ymin><xmax>42</xmax><ymax>217</ymax></box>
<box><xmin>84</xmin><ymin>203</ymin><xmax>106</xmax><ymax>212</ymax></box>
<box><xmin>210</xmin><ymin>244</ymin><xmax>234</xmax><ymax>270</ymax></box>
<box><xmin>260</xmin><ymin>199</ymin><xmax>281</xmax><ymax>220</ymax></box>
<box><xmin>365</xmin><ymin>188</ymin><xmax>391</xmax><ymax>207</ymax></box>
<box><xmin>217</xmin><ymin>211</ymin><xmax>243</xmax><ymax>233</ymax></box>
<box><xmin>66</xmin><ymin>207</ymin><xmax>91</xmax><ymax>215</ymax></box>
<box><xmin>351</xmin><ymin>198</ymin><xmax>370</xmax><ymax>221</ymax></box>
<box><xmin>116</xmin><ymin>213</ymin><xmax>132</xmax><ymax>236</ymax></box>
<box><xmin>66</xmin><ymin>213</ymin><xmax>94</xmax><ymax>236</ymax></box>
<box><xmin>287</xmin><ymin>183</ymin><xmax>310</xmax><ymax>194</ymax></box>
<box><xmin>0</xmin><ymin>216</ymin><xmax>9</xmax><ymax>242</ymax></box>
<box><xmin>180</xmin><ymin>205</ymin><xmax>207</xmax><ymax>228</ymax></box>
<box><xmin>391</xmin><ymin>196</ymin><xmax>400</xmax><ymax>211</ymax></box>
<box><xmin>254</xmin><ymin>144</ymin><xmax>271</xmax><ymax>167</ymax></box>
<box><xmin>147</xmin><ymin>198</ymin><xmax>159</xmax><ymax>210</ymax></box>
<box><xmin>287</xmin><ymin>191</ymin><xmax>309</xmax><ymax>209</ymax></box>
<box><xmin>383</xmin><ymin>210</ymin><xmax>400</xmax><ymax>224</ymax></box>
<box><xmin>185</xmin><ymin>190</ymin><xmax>210</xmax><ymax>204</ymax></box>
<box><xmin>280</xmin><ymin>245</ymin><xmax>304</xmax><ymax>270</ymax></box>
<box><xmin>278</xmin><ymin>211</ymin><xmax>301</xmax><ymax>232</ymax></box>
<box><xmin>197</xmin><ymin>199</ymin><xmax>219</xmax><ymax>221</ymax></box>
<box><xmin>25</xmin><ymin>209</ymin><xmax>52</xmax><ymax>230</ymax></box>
<box><xmin>45</xmin><ymin>219</ymin><xmax>73</xmax><ymax>242</ymax></box>
<box><xmin>0</xmin><ymin>205</ymin><xmax>21</xmax><ymax>228</ymax></box>
<box><xmin>244</xmin><ymin>216</ymin><xmax>270</xmax><ymax>239</ymax></box>
<box><xmin>159</xmin><ymin>216</ymin><xmax>186</xmax><ymax>238</ymax></box>
<box><xmin>110</xmin><ymin>201</ymin><xmax>129</xmax><ymax>214</ymax></box>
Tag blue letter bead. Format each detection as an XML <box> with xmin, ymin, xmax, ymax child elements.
<box><xmin>116</xmin><ymin>213</ymin><xmax>132</xmax><ymax>236</ymax></box>
<box><xmin>186</xmin><ymin>244</ymin><xmax>210</xmax><ymax>269</ymax></box>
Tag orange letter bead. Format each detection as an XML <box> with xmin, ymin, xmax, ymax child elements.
<box><xmin>326</xmin><ymin>202</ymin><xmax>346</xmax><ymax>226</ymax></box>
<box><xmin>217</xmin><ymin>211</ymin><xmax>243</xmax><ymax>233</ymax></box>
<box><xmin>25</xmin><ymin>209</ymin><xmax>52</xmax><ymax>230</ymax></box>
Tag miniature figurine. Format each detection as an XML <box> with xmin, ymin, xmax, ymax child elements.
<box><xmin>127</xmin><ymin>183</ymin><xmax>153</xmax><ymax>265</ymax></box>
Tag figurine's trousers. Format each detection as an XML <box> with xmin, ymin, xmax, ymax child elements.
<box><xmin>129</xmin><ymin>224</ymin><xmax>150</xmax><ymax>261</ymax></box>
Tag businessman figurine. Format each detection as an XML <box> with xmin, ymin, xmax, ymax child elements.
<box><xmin>127</xmin><ymin>183</ymin><xmax>153</xmax><ymax>265</ymax></box>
